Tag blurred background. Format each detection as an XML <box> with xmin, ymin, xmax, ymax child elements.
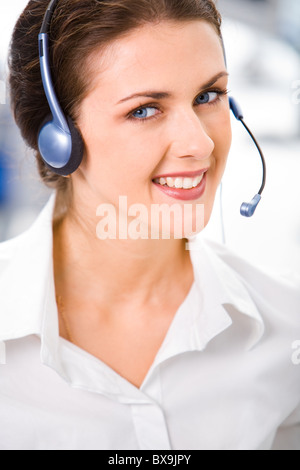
<box><xmin>0</xmin><ymin>0</ymin><xmax>299</xmax><ymax>277</ymax></box>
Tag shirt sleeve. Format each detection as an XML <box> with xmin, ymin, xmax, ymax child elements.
<box><xmin>271</xmin><ymin>404</ymin><xmax>300</xmax><ymax>450</ymax></box>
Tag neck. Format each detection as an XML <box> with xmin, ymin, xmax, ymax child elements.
<box><xmin>53</xmin><ymin>200</ymin><xmax>194</xmax><ymax>311</ymax></box>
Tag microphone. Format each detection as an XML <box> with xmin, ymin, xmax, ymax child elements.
<box><xmin>240</xmin><ymin>194</ymin><xmax>262</xmax><ymax>218</ymax></box>
<box><xmin>229</xmin><ymin>97</ymin><xmax>266</xmax><ymax>218</ymax></box>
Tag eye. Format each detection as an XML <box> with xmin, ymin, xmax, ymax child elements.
<box><xmin>131</xmin><ymin>106</ymin><xmax>158</xmax><ymax>120</ymax></box>
<box><xmin>195</xmin><ymin>91</ymin><xmax>218</xmax><ymax>105</ymax></box>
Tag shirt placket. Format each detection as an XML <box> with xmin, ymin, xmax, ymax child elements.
<box><xmin>129</xmin><ymin>365</ymin><xmax>171</xmax><ymax>450</ymax></box>
<box><xmin>130</xmin><ymin>402</ymin><xmax>171</xmax><ymax>450</ymax></box>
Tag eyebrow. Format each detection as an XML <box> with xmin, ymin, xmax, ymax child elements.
<box><xmin>116</xmin><ymin>71</ymin><xmax>229</xmax><ymax>105</ymax></box>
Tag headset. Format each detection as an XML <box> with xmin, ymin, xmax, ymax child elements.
<box><xmin>38</xmin><ymin>0</ymin><xmax>84</xmax><ymax>176</ymax></box>
<box><xmin>38</xmin><ymin>0</ymin><xmax>266</xmax><ymax>218</ymax></box>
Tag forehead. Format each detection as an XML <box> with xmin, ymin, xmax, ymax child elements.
<box><xmin>88</xmin><ymin>20</ymin><xmax>225</xmax><ymax>99</ymax></box>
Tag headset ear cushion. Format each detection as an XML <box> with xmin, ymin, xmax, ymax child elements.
<box><xmin>65</xmin><ymin>116</ymin><xmax>84</xmax><ymax>175</ymax></box>
<box><xmin>38</xmin><ymin>115</ymin><xmax>84</xmax><ymax>176</ymax></box>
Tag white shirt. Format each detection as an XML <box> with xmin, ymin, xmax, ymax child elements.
<box><xmin>0</xmin><ymin>194</ymin><xmax>299</xmax><ymax>451</ymax></box>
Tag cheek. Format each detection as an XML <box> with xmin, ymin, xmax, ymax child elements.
<box><xmin>77</xmin><ymin>113</ymin><xmax>165</xmax><ymax>203</ymax></box>
<box><xmin>81</xmin><ymin>121</ymin><xmax>168</xmax><ymax>194</ymax></box>
<box><xmin>211</xmin><ymin>111</ymin><xmax>232</xmax><ymax>177</ymax></box>
<box><xmin>203</xmin><ymin>112</ymin><xmax>232</xmax><ymax>226</ymax></box>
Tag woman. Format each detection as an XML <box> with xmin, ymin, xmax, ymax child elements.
<box><xmin>0</xmin><ymin>0</ymin><xmax>299</xmax><ymax>450</ymax></box>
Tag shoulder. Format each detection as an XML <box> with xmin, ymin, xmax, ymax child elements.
<box><xmin>0</xmin><ymin>195</ymin><xmax>56</xmax><ymax>341</ymax></box>
<box><xmin>200</xmin><ymin>237</ymin><xmax>300</xmax><ymax>325</ymax></box>
<box><xmin>204</xmin><ymin>237</ymin><xmax>299</xmax><ymax>290</ymax></box>
<box><xmin>0</xmin><ymin>231</ymin><xmax>31</xmax><ymax>278</ymax></box>
<box><xmin>198</xmin><ymin>238</ymin><xmax>300</xmax><ymax>413</ymax></box>
<box><xmin>0</xmin><ymin>194</ymin><xmax>56</xmax><ymax>271</ymax></box>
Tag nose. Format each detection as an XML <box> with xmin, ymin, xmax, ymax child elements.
<box><xmin>166</xmin><ymin>108</ymin><xmax>215</xmax><ymax>162</ymax></box>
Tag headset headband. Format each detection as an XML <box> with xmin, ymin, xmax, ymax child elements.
<box><xmin>40</xmin><ymin>0</ymin><xmax>60</xmax><ymax>34</ymax></box>
<box><xmin>38</xmin><ymin>0</ymin><xmax>84</xmax><ymax>175</ymax></box>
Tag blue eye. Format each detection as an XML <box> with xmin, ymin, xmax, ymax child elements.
<box><xmin>132</xmin><ymin>107</ymin><xmax>157</xmax><ymax>119</ymax></box>
<box><xmin>195</xmin><ymin>91</ymin><xmax>218</xmax><ymax>105</ymax></box>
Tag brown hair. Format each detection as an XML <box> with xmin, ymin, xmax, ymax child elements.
<box><xmin>8</xmin><ymin>0</ymin><xmax>222</xmax><ymax>218</ymax></box>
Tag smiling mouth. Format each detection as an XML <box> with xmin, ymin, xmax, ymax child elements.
<box><xmin>153</xmin><ymin>174</ymin><xmax>205</xmax><ymax>190</ymax></box>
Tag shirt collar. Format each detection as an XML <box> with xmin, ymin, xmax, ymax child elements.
<box><xmin>0</xmin><ymin>194</ymin><xmax>265</xmax><ymax>363</ymax></box>
<box><xmin>188</xmin><ymin>236</ymin><xmax>265</xmax><ymax>350</ymax></box>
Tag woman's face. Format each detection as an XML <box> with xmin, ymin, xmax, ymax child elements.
<box><xmin>75</xmin><ymin>20</ymin><xmax>232</xmax><ymax>238</ymax></box>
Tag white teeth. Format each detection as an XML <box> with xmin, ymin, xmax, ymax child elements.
<box><xmin>193</xmin><ymin>175</ymin><xmax>203</xmax><ymax>187</ymax></box>
<box><xmin>174</xmin><ymin>178</ymin><xmax>183</xmax><ymax>189</ymax></box>
<box><xmin>166</xmin><ymin>177</ymin><xmax>175</xmax><ymax>188</ymax></box>
<box><xmin>183</xmin><ymin>178</ymin><xmax>193</xmax><ymax>189</ymax></box>
<box><xmin>154</xmin><ymin>174</ymin><xmax>204</xmax><ymax>189</ymax></box>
